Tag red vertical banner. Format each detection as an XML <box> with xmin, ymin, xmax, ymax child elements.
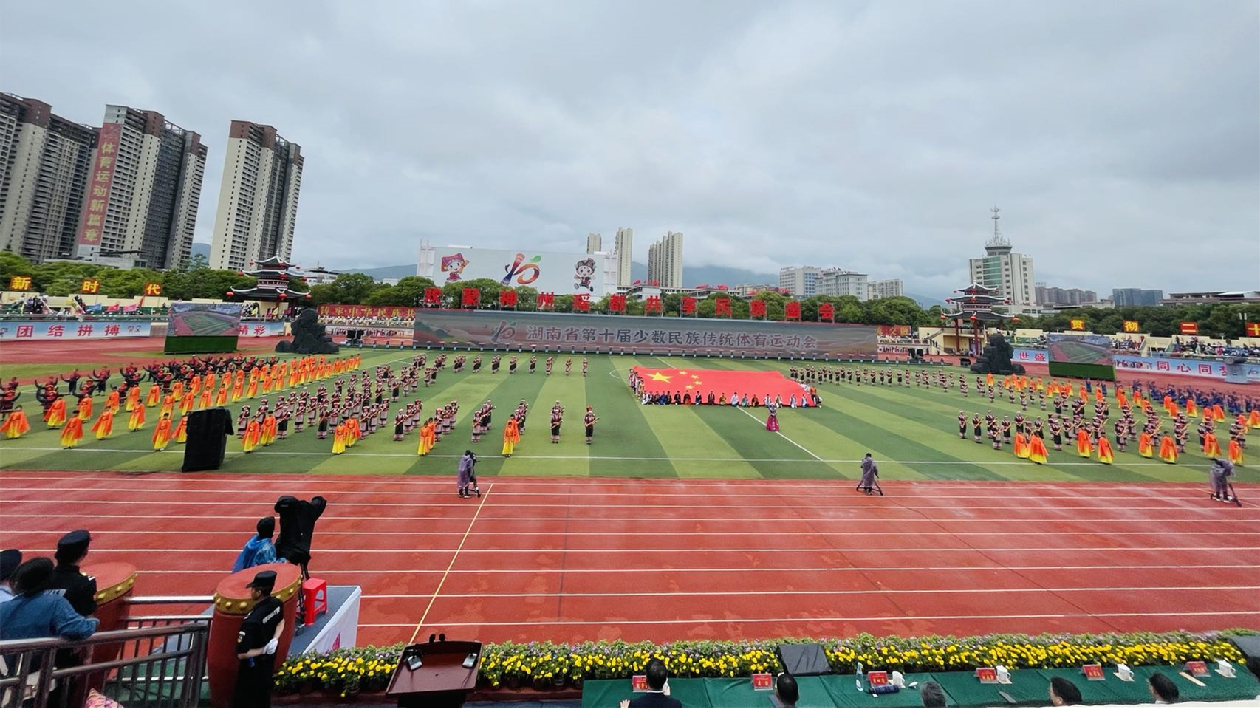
<box><xmin>715</xmin><ymin>297</ymin><xmax>731</xmax><ymax>317</ymax></box>
<box><xmin>609</xmin><ymin>293</ymin><xmax>627</xmax><ymax>313</ymax></box>
<box><xmin>1069</xmin><ymin>318</ymin><xmax>1086</xmax><ymax>331</ymax></box>
<box><xmin>143</xmin><ymin>282</ymin><xmax>163</xmax><ymax>297</ymax></box>
<box><xmin>1122</xmin><ymin>320</ymin><xmax>1140</xmax><ymax>333</ymax></box>
<box><xmin>681</xmin><ymin>297</ymin><xmax>696</xmax><ymax>315</ymax></box>
<box><xmin>462</xmin><ymin>287</ymin><xmax>479</xmax><ymax>308</ymax></box>
<box><xmin>499</xmin><ymin>289</ymin><xmax>517</xmax><ymax>308</ymax></box>
<box><xmin>644</xmin><ymin>296</ymin><xmax>662</xmax><ymax>314</ymax></box>
<box><xmin>537</xmin><ymin>291</ymin><xmax>554</xmax><ymax>310</ymax></box>
<box><xmin>1179</xmin><ymin>321</ymin><xmax>1198</xmax><ymax>335</ymax></box>
<box><xmin>573</xmin><ymin>293</ymin><xmax>590</xmax><ymax>312</ymax></box>
<box><xmin>784</xmin><ymin>300</ymin><xmax>801</xmax><ymax>321</ymax></box>
<box><xmin>80</xmin><ymin>278</ymin><xmax>101</xmax><ymax>294</ymax></box>
<box><xmin>1246</xmin><ymin>322</ymin><xmax>1260</xmax><ymax>337</ymax></box>
<box><xmin>77</xmin><ymin>122</ymin><xmax>123</xmax><ymax>249</ymax></box>
<box><xmin>818</xmin><ymin>303</ymin><xmax>835</xmax><ymax>322</ymax></box>
<box><xmin>423</xmin><ymin>287</ymin><xmax>442</xmax><ymax>306</ymax></box>
<box><xmin>749</xmin><ymin>300</ymin><xmax>766</xmax><ymax>319</ymax></box>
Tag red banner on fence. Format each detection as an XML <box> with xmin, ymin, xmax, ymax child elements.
<box><xmin>715</xmin><ymin>297</ymin><xmax>731</xmax><ymax>317</ymax></box>
<box><xmin>537</xmin><ymin>292</ymin><xmax>554</xmax><ymax>310</ymax></box>
<box><xmin>749</xmin><ymin>300</ymin><xmax>766</xmax><ymax>318</ymax></box>
<box><xmin>1180</xmin><ymin>321</ymin><xmax>1199</xmax><ymax>335</ymax></box>
<box><xmin>462</xmin><ymin>287</ymin><xmax>479</xmax><ymax>308</ymax></box>
<box><xmin>681</xmin><ymin>297</ymin><xmax>696</xmax><ymax>315</ymax></box>
<box><xmin>499</xmin><ymin>289</ymin><xmax>517</xmax><ymax>308</ymax></box>
<box><xmin>609</xmin><ymin>293</ymin><xmax>626</xmax><ymax>313</ymax></box>
<box><xmin>819</xmin><ymin>303</ymin><xmax>834</xmax><ymax>322</ymax></box>
<box><xmin>319</xmin><ymin>305</ymin><xmax>419</xmax><ymax>319</ymax></box>
<box><xmin>573</xmin><ymin>293</ymin><xmax>590</xmax><ymax>312</ymax></box>
<box><xmin>645</xmin><ymin>296</ymin><xmax>662</xmax><ymax>314</ymax></box>
<box><xmin>784</xmin><ymin>300</ymin><xmax>801</xmax><ymax>321</ymax></box>
<box><xmin>423</xmin><ymin>287</ymin><xmax>442</xmax><ymax>305</ymax></box>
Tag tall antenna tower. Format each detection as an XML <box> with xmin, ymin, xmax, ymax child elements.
<box><xmin>985</xmin><ymin>205</ymin><xmax>1011</xmax><ymax>251</ymax></box>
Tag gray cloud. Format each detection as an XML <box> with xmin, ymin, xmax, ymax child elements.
<box><xmin>3</xmin><ymin>0</ymin><xmax>1256</xmax><ymax>297</ymax></box>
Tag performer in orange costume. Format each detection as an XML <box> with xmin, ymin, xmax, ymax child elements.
<box><xmin>60</xmin><ymin>416</ymin><xmax>84</xmax><ymax>449</ymax></box>
<box><xmin>77</xmin><ymin>394</ymin><xmax>93</xmax><ymax>421</ymax></box>
<box><xmin>1096</xmin><ymin>436</ymin><xmax>1115</xmax><ymax>465</ymax></box>
<box><xmin>1075</xmin><ymin>429</ymin><xmax>1091</xmax><ymax>458</ymax></box>
<box><xmin>127</xmin><ymin>403</ymin><xmax>146</xmax><ymax>432</ymax></box>
<box><xmin>1027</xmin><ymin>433</ymin><xmax>1049</xmax><ymax>465</ymax></box>
<box><xmin>92</xmin><ymin>409</ymin><xmax>114</xmax><ymax>439</ymax></box>
<box><xmin>1158</xmin><ymin>434</ymin><xmax>1178</xmax><ymax>464</ymax></box>
<box><xmin>152</xmin><ymin>414</ymin><xmax>173</xmax><ymax>451</ymax></box>
<box><xmin>501</xmin><ymin>417</ymin><xmax>520</xmax><ymax>457</ymax></box>
<box><xmin>45</xmin><ymin>397</ymin><xmax>67</xmax><ymax>427</ymax></box>
<box><xmin>173</xmin><ymin>414</ymin><xmax>188</xmax><ymax>443</ymax></box>
<box><xmin>1</xmin><ymin>408</ymin><xmax>31</xmax><ymax>439</ymax></box>
<box><xmin>242</xmin><ymin>418</ymin><xmax>262</xmax><ymax>453</ymax></box>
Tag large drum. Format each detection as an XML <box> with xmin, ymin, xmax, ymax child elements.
<box><xmin>205</xmin><ymin>563</ymin><xmax>302</xmax><ymax>708</ymax></box>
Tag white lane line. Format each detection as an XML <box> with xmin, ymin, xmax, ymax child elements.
<box><xmin>8</xmin><ymin>529</ymin><xmax>1255</xmax><ymax>538</ymax></box>
<box><xmin>363</xmin><ymin>585</ymin><xmax>1260</xmax><ymax>599</ymax></box>
<box><xmin>734</xmin><ymin>406</ymin><xmax>827</xmax><ymax>461</ymax></box>
<box><xmin>1</xmin><ymin>446</ymin><xmax>1221</xmax><ymax>466</ymax></box>
<box><xmin>362</xmin><ymin>610</ymin><xmax>1260</xmax><ymax>628</ymax></box>
<box><xmin>8</xmin><ymin>485</ymin><xmax>1233</xmax><ymax>500</ymax></box>
<box><xmin>4</xmin><ymin>513</ymin><xmax>1254</xmax><ymax>523</ymax></box>
<box><xmin>8</xmin><ymin>499</ymin><xmax>1244</xmax><ymax>511</ymax></box>
<box><xmin>407</xmin><ymin>482</ymin><xmax>492</xmax><ymax>644</ymax></box>
<box><xmin>75</xmin><ymin>546</ymin><xmax>1260</xmax><ymax>554</ymax></box>
<box><xmin>128</xmin><ymin>564</ymin><xmax>1260</xmax><ymax>574</ymax></box>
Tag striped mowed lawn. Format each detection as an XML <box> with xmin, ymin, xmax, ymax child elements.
<box><xmin>0</xmin><ymin>348</ymin><xmax>1253</xmax><ymax>484</ymax></box>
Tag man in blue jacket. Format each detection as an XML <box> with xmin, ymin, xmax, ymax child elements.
<box><xmin>233</xmin><ymin>517</ymin><xmax>278</xmax><ymax>572</ymax></box>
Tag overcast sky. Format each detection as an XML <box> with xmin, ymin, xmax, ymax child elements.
<box><xmin>4</xmin><ymin>1</ymin><xmax>1257</xmax><ymax>297</ymax></box>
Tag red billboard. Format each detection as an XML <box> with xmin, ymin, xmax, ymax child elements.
<box><xmin>77</xmin><ymin>122</ymin><xmax>123</xmax><ymax>248</ymax></box>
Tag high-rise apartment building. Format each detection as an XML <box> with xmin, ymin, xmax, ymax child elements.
<box><xmin>1111</xmin><ymin>288</ymin><xmax>1163</xmax><ymax>307</ymax></box>
<box><xmin>1034</xmin><ymin>284</ymin><xmax>1098</xmax><ymax>307</ymax></box>
<box><xmin>819</xmin><ymin>268</ymin><xmax>869</xmax><ymax>300</ymax></box>
<box><xmin>647</xmin><ymin>230</ymin><xmax>683</xmax><ymax>288</ymax></box>
<box><xmin>967</xmin><ymin>207</ymin><xmax>1035</xmax><ymax>311</ymax></box>
<box><xmin>0</xmin><ymin>94</ymin><xmax>97</xmax><ymax>263</ymax></box>
<box><xmin>74</xmin><ymin>105</ymin><xmax>206</xmax><ymax>269</ymax></box>
<box><xmin>614</xmin><ymin>227</ymin><xmax>633</xmax><ymax>288</ymax></box>
<box><xmin>210</xmin><ymin>120</ymin><xmax>303</xmax><ymax>271</ymax></box>
<box><xmin>867</xmin><ymin>278</ymin><xmax>904</xmax><ymax>300</ymax></box>
<box><xmin>778</xmin><ymin>266</ymin><xmax>823</xmax><ymax>298</ymax></box>
<box><xmin>585</xmin><ymin>232</ymin><xmax>601</xmax><ymax>254</ymax></box>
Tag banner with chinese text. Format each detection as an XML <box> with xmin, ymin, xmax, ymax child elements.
<box><xmin>1013</xmin><ymin>349</ymin><xmax>1259</xmax><ymax>382</ymax></box>
<box><xmin>0</xmin><ymin>320</ymin><xmax>151</xmax><ymax>341</ymax></box>
<box><xmin>76</xmin><ymin>122</ymin><xmax>123</xmax><ymax>250</ymax></box>
<box><xmin>411</xmin><ymin>310</ymin><xmax>878</xmax><ymax>358</ymax></box>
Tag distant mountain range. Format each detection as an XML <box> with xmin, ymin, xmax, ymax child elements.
<box><xmin>190</xmin><ymin>242</ymin><xmax>211</xmax><ymax>260</ymax></box>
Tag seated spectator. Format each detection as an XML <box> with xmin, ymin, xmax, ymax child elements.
<box><xmin>920</xmin><ymin>680</ymin><xmax>947</xmax><ymax>708</ymax></box>
<box><xmin>1148</xmin><ymin>672</ymin><xmax>1179</xmax><ymax>704</ymax></box>
<box><xmin>0</xmin><ymin>549</ymin><xmax>21</xmax><ymax>603</ymax></box>
<box><xmin>619</xmin><ymin>658</ymin><xmax>680</xmax><ymax>708</ymax></box>
<box><xmin>0</xmin><ymin>558</ymin><xmax>99</xmax><ymax>640</ymax></box>
<box><xmin>1049</xmin><ymin>676</ymin><xmax>1082</xmax><ymax>705</ymax></box>
<box><xmin>773</xmin><ymin>672</ymin><xmax>799</xmax><ymax>708</ymax></box>
<box><xmin>233</xmin><ymin>517</ymin><xmax>278</xmax><ymax>572</ymax></box>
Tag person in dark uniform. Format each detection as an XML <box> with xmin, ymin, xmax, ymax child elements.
<box><xmin>46</xmin><ymin>530</ymin><xmax>96</xmax><ymax>616</ymax></box>
<box><xmin>233</xmin><ymin>570</ymin><xmax>285</xmax><ymax>708</ymax></box>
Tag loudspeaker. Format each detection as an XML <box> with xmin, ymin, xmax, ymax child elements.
<box><xmin>182</xmin><ymin>407</ymin><xmax>233</xmax><ymax>472</ymax></box>
<box><xmin>959</xmin><ymin>357</ymin><xmax>972</xmax><ymax>367</ymax></box>
<box><xmin>776</xmin><ymin>643</ymin><xmax>831</xmax><ymax>676</ymax></box>
<box><xmin>1230</xmin><ymin>635</ymin><xmax>1260</xmax><ymax>677</ymax></box>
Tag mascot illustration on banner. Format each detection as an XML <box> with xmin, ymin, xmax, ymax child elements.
<box><xmin>440</xmin><ymin>253</ymin><xmax>469</xmax><ymax>283</ymax></box>
<box><xmin>574</xmin><ymin>258</ymin><xmax>596</xmax><ymax>292</ymax></box>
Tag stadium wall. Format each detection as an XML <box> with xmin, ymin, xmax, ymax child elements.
<box><xmin>411</xmin><ymin>310</ymin><xmax>878</xmax><ymax>358</ymax></box>
<box><xmin>0</xmin><ymin>321</ymin><xmax>151</xmax><ymax>341</ymax></box>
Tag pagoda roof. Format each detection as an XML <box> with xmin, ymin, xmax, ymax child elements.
<box><xmin>225</xmin><ymin>286</ymin><xmax>311</xmax><ymax>302</ymax></box>
<box><xmin>250</xmin><ymin>255</ymin><xmax>295</xmax><ymax>269</ymax></box>
<box><xmin>956</xmin><ymin>283</ymin><xmax>999</xmax><ymax>295</ymax></box>
<box><xmin>941</xmin><ymin>310</ymin><xmax>1012</xmax><ymax>323</ymax></box>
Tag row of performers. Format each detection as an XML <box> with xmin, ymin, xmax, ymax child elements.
<box><xmin>448</xmin><ymin>354</ymin><xmax>589</xmax><ymax>377</ymax></box>
<box><xmin>794</xmin><ymin>365</ymin><xmax>1260</xmax><ymax>418</ymax></box>
<box><xmin>959</xmin><ymin>410</ymin><xmax>1248</xmax><ymax>465</ymax></box>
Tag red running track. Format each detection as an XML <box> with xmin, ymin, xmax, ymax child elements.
<box><xmin>1</xmin><ymin>472</ymin><xmax>1257</xmax><ymax>647</ymax></box>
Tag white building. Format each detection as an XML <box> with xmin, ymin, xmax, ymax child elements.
<box><xmin>819</xmin><ymin>268</ymin><xmax>869</xmax><ymax>300</ymax></box>
<box><xmin>647</xmin><ymin>230</ymin><xmax>683</xmax><ymax>288</ymax></box>
<box><xmin>867</xmin><ymin>278</ymin><xmax>905</xmax><ymax>300</ymax></box>
<box><xmin>614</xmin><ymin>227</ymin><xmax>633</xmax><ymax>288</ymax></box>
<box><xmin>210</xmin><ymin>120</ymin><xmax>303</xmax><ymax>271</ymax></box>
<box><xmin>778</xmin><ymin>266</ymin><xmax>823</xmax><ymax>298</ymax></box>
<box><xmin>76</xmin><ymin>105</ymin><xmax>207</xmax><ymax>269</ymax></box>
<box><xmin>0</xmin><ymin>94</ymin><xmax>97</xmax><ymax>264</ymax></box>
<box><xmin>967</xmin><ymin>207</ymin><xmax>1036</xmax><ymax>312</ymax></box>
<box><xmin>585</xmin><ymin>232</ymin><xmax>601</xmax><ymax>254</ymax></box>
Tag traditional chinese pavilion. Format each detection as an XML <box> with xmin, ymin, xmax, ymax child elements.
<box><xmin>224</xmin><ymin>256</ymin><xmax>312</xmax><ymax>303</ymax></box>
<box><xmin>940</xmin><ymin>283</ymin><xmax>1016</xmax><ymax>356</ymax></box>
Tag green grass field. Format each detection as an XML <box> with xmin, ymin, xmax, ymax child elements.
<box><xmin>1</xmin><ymin>348</ymin><xmax>1253</xmax><ymax>483</ymax></box>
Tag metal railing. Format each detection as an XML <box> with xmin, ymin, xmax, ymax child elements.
<box><xmin>0</xmin><ymin>596</ymin><xmax>214</xmax><ymax>708</ymax></box>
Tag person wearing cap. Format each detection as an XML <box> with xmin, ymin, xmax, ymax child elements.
<box><xmin>46</xmin><ymin>529</ymin><xmax>97</xmax><ymax>617</ymax></box>
<box><xmin>233</xmin><ymin>517</ymin><xmax>278</xmax><ymax>573</ymax></box>
<box><xmin>1</xmin><ymin>549</ymin><xmax>23</xmax><ymax>603</ymax></box>
<box><xmin>0</xmin><ymin>558</ymin><xmax>99</xmax><ymax>641</ymax></box>
<box><xmin>234</xmin><ymin>570</ymin><xmax>285</xmax><ymax>708</ymax></box>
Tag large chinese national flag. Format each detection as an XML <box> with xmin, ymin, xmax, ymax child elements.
<box><xmin>631</xmin><ymin>367</ymin><xmax>809</xmax><ymax>403</ymax></box>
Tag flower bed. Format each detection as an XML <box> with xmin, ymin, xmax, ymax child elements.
<box><xmin>274</xmin><ymin>630</ymin><xmax>1250</xmax><ymax>696</ymax></box>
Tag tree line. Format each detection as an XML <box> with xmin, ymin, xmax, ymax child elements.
<box><xmin>5</xmin><ymin>252</ymin><xmax>1254</xmax><ymax>338</ymax></box>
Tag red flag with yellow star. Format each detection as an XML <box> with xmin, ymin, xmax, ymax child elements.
<box><xmin>631</xmin><ymin>367</ymin><xmax>808</xmax><ymax>402</ymax></box>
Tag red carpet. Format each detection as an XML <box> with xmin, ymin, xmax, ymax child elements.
<box><xmin>632</xmin><ymin>367</ymin><xmax>810</xmax><ymax>404</ymax></box>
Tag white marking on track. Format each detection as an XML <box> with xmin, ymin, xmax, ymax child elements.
<box><xmin>407</xmin><ymin>482</ymin><xmax>492</xmax><ymax>644</ymax></box>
